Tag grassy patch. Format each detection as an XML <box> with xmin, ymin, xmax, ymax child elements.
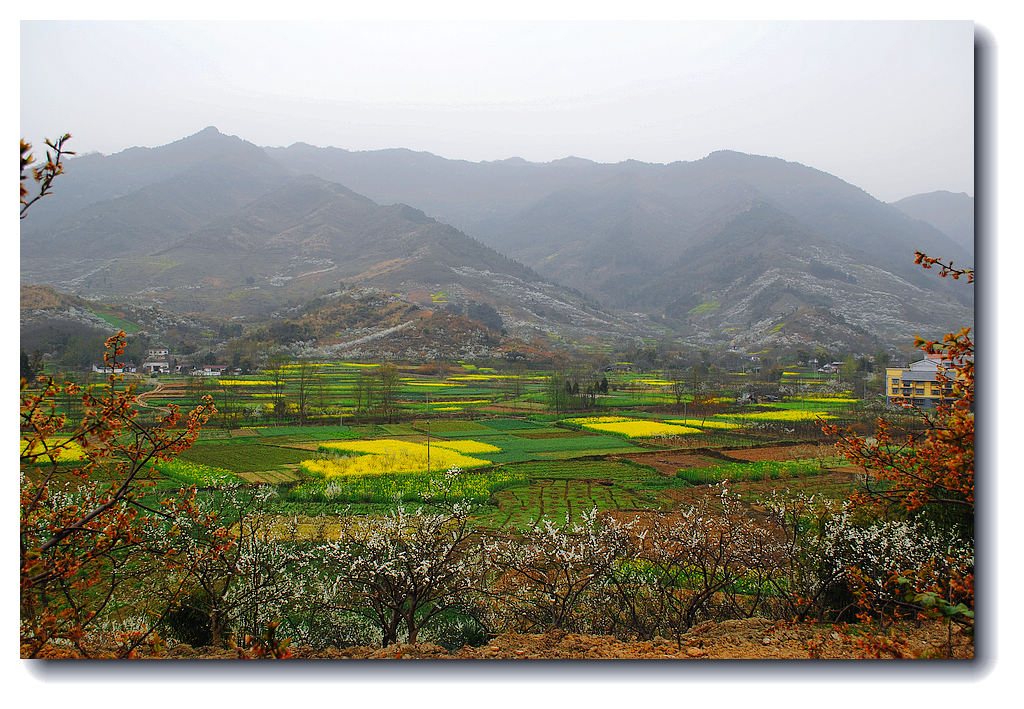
<box><xmin>687</xmin><ymin>300</ymin><xmax>720</xmax><ymax>316</ymax></box>
<box><xmin>178</xmin><ymin>442</ymin><xmax>311</xmax><ymax>472</ymax></box>
<box><xmin>287</xmin><ymin>465</ymin><xmax>528</xmax><ymax>505</ymax></box>
<box><xmin>480</xmin><ymin>418</ymin><xmax>541</xmax><ymax>430</ymax></box>
<box><xmin>89</xmin><ymin>308</ymin><xmax>141</xmax><ymax>334</ymax></box>
<box><xmin>411</xmin><ymin>420</ymin><xmax>491</xmax><ymax>433</ymax></box>
<box><xmin>675</xmin><ymin>458</ymin><xmax>843</xmax><ymax>485</ymax></box>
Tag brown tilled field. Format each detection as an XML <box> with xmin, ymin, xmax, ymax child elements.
<box><xmin>724</xmin><ymin>442</ymin><xmax>832</xmax><ymax>461</ymax></box>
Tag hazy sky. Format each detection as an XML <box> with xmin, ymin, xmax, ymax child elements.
<box><xmin>21</xmin><ymin>20</ymin><xmax>974</xmax><ymax>202</ymax></box>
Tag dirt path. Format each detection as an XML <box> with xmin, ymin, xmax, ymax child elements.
<box><xmin>134</xmin><ymin>381</ymin><xmax>171</xmax><ymax>414</ymax></box>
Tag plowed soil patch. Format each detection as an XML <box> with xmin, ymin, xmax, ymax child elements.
<box><xmin>611</xmin><ymin>451</ymin><xmax>721</xmax><ymax>476</ymax></box>
<box><xmin>235</xmin><ymin>468</ymin><xmax>302</xmax><ymax>484</ymax></box>
<box><xmin>725</xmin><ymin>443</ymin><xmax>832</xmax><ymax>462</ymax></box>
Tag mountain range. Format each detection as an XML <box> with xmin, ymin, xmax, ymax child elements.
<box><xmin>21</xmin><ymin>126</ymin><xmax>974</xmax><ymax>355</ymax></box>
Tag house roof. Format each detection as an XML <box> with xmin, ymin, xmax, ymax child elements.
<box><xmin>901</xmin><ymin>370</ymin><xmax>942</xmax><ymax>382</ymax></box>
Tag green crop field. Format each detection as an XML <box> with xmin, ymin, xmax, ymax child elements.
<box><xmin>178</xmin><ymin>441</ymin><xmax>312</xmax><ymax>472</ymax></box>
<box><xmin>286</xmin><ymin>464</ymin><xmax>530</xmax><ymax>505</ymax></box>
<box><xmin>89</xmin><ymin>308</ymin><xmax>141</xmax><ymax>334</ymax></box>
<box><xmin>675</xmin><ymin>457</ymin><xmax>844</xmax><ymax>485</ymax></box>
<box><xmin>112</xmin><ymin>355</ymin><xmax>873</xmax><ymax>531</ymax></box>
<box><xmin>473</xmin><ymin>477</ymin><xmax>665</xmax><ymax>530</ymax></box>
<box><xmin>501</xmin><ymin>459</ymin><xmax>657</xmax><ymax>482</ymax></box>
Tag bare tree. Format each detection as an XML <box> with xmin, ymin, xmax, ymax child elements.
<box><xmin>295</xmin><ymin>359</ymin><xmax>318</xmax><ymax>426</ymax></box>
<box><xmin>377</xmin><ymin>362</ymin><xmax>400</xmax><ymax>423</ymax></box>
<box><xmin>670</xmin><ymin>368</ymin><xmax>688</xmax><ymax>412</ymax></box>
<box><xmin>264</xmin><ymin>354</ymin><xmax>290</xmax><ymax>423</ymax></box>
<box><xmin>354</xmin><ymin>370</ymin><xmax>378</xmax><ymax>418</ymax></box>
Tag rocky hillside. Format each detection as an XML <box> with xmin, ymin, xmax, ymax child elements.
<box><xmin>22</xmin><ymin>128</ymin><xmax>658</xmax><ymax>352</ymax></box>
<box><xmin>20</xmin><ymin>284</ymin><xmax>233</xmax><ymax>365</ymax></box>
<box><xmin>236</xmin><ymin>288</ymin><xmax>560</xmax><ymax>362</ymax></box>
<box><xmin>269</xmin><ymin>140</ymin><xmax>974</xmax><ymax>349</ymax></box>
<box><xmin>22</xmin><ymin>127</ymin><xmax>974</xmax><ymax>352</ymax></box>
<box><xmin>634</xmin><ymin>204</ymin><xmax>970</xmax><ymax>349</ymax></box>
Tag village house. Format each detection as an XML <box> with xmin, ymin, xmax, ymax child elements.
<box><xmin>92</xmin><ymin>362</ymin><xmax>137</xmax><ymax>374</ymax></box>
<box><xmin>885</xmin><ymin>353</ymin><xmax>968</xmax><ymax>408</ymax></box>
<box><xmin>192</xmin><ymin>364</ymin><xmax>230</xmax><ymax>377</ymax></box>
<box><xmin>743</xmin><ymin>354</ymin><xmax>762</xmax><ymax>375</ymax></box>
<box><xmin>141</xmin><ymin>346</ymin><xmax>171</xmax><ymax>374</ymax></box>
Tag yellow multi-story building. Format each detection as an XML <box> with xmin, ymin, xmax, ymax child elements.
<box><xmin>885</xmin><ymin>356</ymin><xmax>957</xmax><ymax>408</ymax></box>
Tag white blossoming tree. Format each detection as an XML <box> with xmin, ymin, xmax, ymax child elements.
<box><xmin>313</xmin><ymin>492</ymin><xmax>484</xmax><ymax>646</ymax></box>
<box><xmin>484</xmin><ymin>508</ymin><xmax>636</xmax><ymax>634</ymax></box>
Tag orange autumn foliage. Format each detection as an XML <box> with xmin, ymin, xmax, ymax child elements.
<box><xmin>20</xmin><ymin>331</ymin><xmax>223</xmax><ymax>658</ymax></box>
<box><xmin>823</xmin><ymin>252</ymin><xmax>974</xmax><ymax>642</ymax></box>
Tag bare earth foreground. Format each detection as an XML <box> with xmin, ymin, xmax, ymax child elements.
<box><xmin>26</xmin><ymin>618</ymin><xmax>973</xmax><ymax>660</ymax></box>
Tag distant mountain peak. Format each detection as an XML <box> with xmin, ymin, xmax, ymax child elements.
<box><xmin>891</xmin><ymin>190</ymin><xmax>974</xmax><ymax>254</ymax></box>
<box><xmin>893</xmin><ymin>189</ymin><xmax>973</xmax><ymax>203</ymax></box>
<box><xmin>702</xmin><ymin>149</ymin><xmax>786</xmax><ymax>165</ymax></box>
<box><xmin>549</xmin><ymin>156</ymin><xmax>595</xmax><ymax>167</ymax></box>
<box><xmin>172</xmin><ymin>126</ymin><xmax>252</xmax><ymax>150</ymax></box>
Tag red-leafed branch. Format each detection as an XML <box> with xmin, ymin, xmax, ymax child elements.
<box><xmin>21</xmin><ymin>134</ymin><xmax>74</xmax><ymax>218</ymax></box>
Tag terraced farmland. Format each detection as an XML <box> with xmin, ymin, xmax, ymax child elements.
<box><xmin>473</xmin><ymin>460</ymin><xmax>666</xmax><ymax>530</ymax></box>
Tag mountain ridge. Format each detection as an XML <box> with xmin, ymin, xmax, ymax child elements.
<box><xmin>20</xmin><ymin>127</ymin><xmax>973</xmax><ymax>353</ymax></box>
<box><xmin>891</xmin><ymin>190</ymin><xmax>974</xmax><ymax>253</ymax></box>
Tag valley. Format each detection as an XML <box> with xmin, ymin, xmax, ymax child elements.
<box><xmin>20</xmin><ymin>127</ymin><xmax>975</xmax><ymax>661</ymax></box>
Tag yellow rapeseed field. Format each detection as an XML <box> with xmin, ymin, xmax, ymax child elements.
<box><xmin>564</xmin><ymin>416</ymin><xmax>701</xmax><ymax>438</ymax></box>
<box><xmin>446</xmin><ymin>374</ymin><xmax>509</xmax><ymax>381</ymax></box>
<box><xmin>306</xmin><ymin>439</ymin><xmax>492</xmax><ymax>478</ymax></box>
<box><xmin>216</xmin><ymin>379</ymin><xmax>277</xmax><ymax>386</ymax></box>
<box><xmin>664</xmin><ymin>418</ymin><xmax>742</xmax><ymax>430</ymax></box>
<box><xmin>716</xmin><ymin>410</ymin><xmax>836</xmax><ymax>422</ymax></box>
<box><xmin>588</xmin><ymin>420</ymin><xmax>702</xmax><ymax>437</ymax></box>
<box><xmin>563</xmin><ymin>416</ymin><xmax>632</xmax><ymax>425</ymax></box>
<box><xmin>795</xmin><ymin>397</ymin><xmax>859</xmax><ymax>403</ymax></box>
<box><xmin>21</xmin><ymin>437</ymin><xmax>88</xmax><ymax>462</ymax></box>
<box><xmin>430</xmin><ymin>440</ymin><xmax>502</xmax><ymax>454</ymax></box>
